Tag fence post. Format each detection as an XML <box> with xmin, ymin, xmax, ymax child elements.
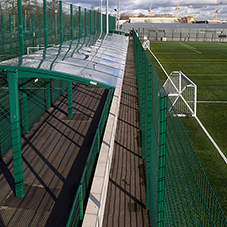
<box><xmin>79</xmin><ymin>6</ymin><xmax>81</xmax><ymax>38</ymax></box>
<box><xmin>70</xmin><ymin>4</ymin><xmax>73</xmax><ymax>40</ymax></box>
<box><xmin>85</xmin><ymin>8</ymin><xmax>87</xmax><ymax>37</ymax></box>
<box><xmin>43</xmin><ymin>0</ymin><xmax>48</xmax><ymax>48</ymax></box>
<box><xmin>31</xmin><ymin>14</ymin><xmax>35</xmax><ymax>46</ymax></box>
<box><xmin>94</xmin><ymin>11</ymin><xmax>96</xmax><ymax>34</ymax></box>
<box><xmin>60</xmin><ymin>1</ymin><xmax>63</xmax><ymax>44</ymax></box>
<box><xmin>90</xmin><ymin>10</ymin><xmax>92</xmax><ymax>35</ymax></box>
<box><xmin>68</xmin><ymin>81</ymin><xmax>73</xmax><ymax>117</ymax></box>
<box><xmin>46</xmin><ymin>79</ymin><xmax>51</xmax><ymax>109</ymax></box>
<box><xmin>7</xmin><ymin>69</ymin><xmax>24</xmax><ymax>197</ymax></box>
<box><xmin>17</xmin><ymin>0</ymin><xmax>24</xmax><ymax>55</ymax></box>
<box><xmin>97</xmin><ymin>127</ymin><xmax>100</xmax><ymax>153</ymax></box>
<box><xmin>157</xmin><ymin>93</ymin><xmax>167</xmax><ymax>227</ymax></box>
<box><xmin>1</xmin><ymin>15</ymin><xmax>4</xmax><ymax>53</ymax></box>
<box><xmin>79</xmin><ymin>184</ymin><xmax>83</xmax><ymax>220</ymax></box>
<box><xmin>61</xmin><ymin>81</ymin><xmax>65</xmax><ymax>94</ymax></box>
<box><xmin>22</xmin><ymin>78</ymin><xmax>29</xmax><ymax>132</ymax></box>
<box><xmin>9</xmin><ymin>14</ymin><xmax>13</xmax><ymax>54</ymax></box>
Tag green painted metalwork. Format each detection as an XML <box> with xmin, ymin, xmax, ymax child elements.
<box><xmin>94</xmin><ymin>11</ymin><xmax>96</xmax><ymax>34</ymax></box>
<box><xmin>43</xmin><ymin>0</ymin><xmax>48</xmax><ymax>48</ymax></box>
<box><xmin>79</xmin><ymin>7</ymin><xmax>81</xmax><ymax>38</ymax></box>
<box><xmin>79</xmin><ymin>184</ymin><xmax>83</xmax><ymax>220</ymax></box>
<box><xmin>67</xmin><ymin>81</ymin><xmax>73</xmax><ymax>117</ymax></box>
<box><xmin>46</xmin><ymin>79</ymin><xmax>50</xmax><ymax>109</ymax></box>
<box><xmin>22</xmin><ymin>78</ymin><xmax>29</xmax><ymax>132</ymax></box>
<box><xmin>71</xmin><ymin>4</ymin><xmax>73</xmax><ymax>40</ymax></box>
<box><xmin>66</xmin><ymin>88</ymin><xmax>114</xmax><ymax>227</ymax></box>
<box><xmin>132</xmin><ymin>29</ymin><xmax>227</xmax><ymax>227</ymax></box>
<box><xmin>85</xmin><ymin>8</ymin><xmax>87</xmax><ymax>37</ymax></box>
<box><xmin>157</xmin><ymin>93</ymin><xmax>167</xmax><ymax>227</ymax></box>
<box><xmin>9</xmin><ymin>15</ymin><xmax>13</xmax><ymax>54</ymax></box>
<box><xmin>7</xmin><ymin>69</ymin><xmax>24</xmax><ymax>197</ymax></box>
<box><xmin>1</xmin><ymin>15</ymin><xmax>4</xmax><ymax>53</ymax></box>
<box><xmin>62</xmin><ymin>81</ymin><xmax>65</xmax><ymax>94</ymax></box>
<box><xmin>60</xmin><ymin>1</ymin><xmax>63</xmax><ymax>44</ymax></box>
<box><xmin>90</xmin><ymin>10</ymin><xmax>92</xmax><ymax>35</ymax></box>
<box><xmin>17</xmin><ymin>0</ymin><xmax>24</xmax><ymax>56</ymax></box>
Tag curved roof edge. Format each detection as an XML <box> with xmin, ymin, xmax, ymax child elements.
<box><xmin>0</xmin><ymin>33</ymin><xmax>129</xmax><ymax>89</ymax></box>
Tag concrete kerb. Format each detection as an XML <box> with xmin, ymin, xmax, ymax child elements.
<box><xmin>82</xmin><ymin>42</ymin><xmax>129</xmax><ymax>227</ymax></box>
<box><xmin>82</xmin><ymin>85</ymin><xmax>123</xmax><ymax>227</ymax></box>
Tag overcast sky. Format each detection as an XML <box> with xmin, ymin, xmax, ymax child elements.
<box><xmin>63</xmin><ymin>0</ymin><xmax>227</xmax><ymax>21</ymax></box>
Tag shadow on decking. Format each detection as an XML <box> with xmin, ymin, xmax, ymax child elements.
<box><xmin>0</xmin><ymin>84</ymin><xmax>108</xmax><ymax>227</ymax></box>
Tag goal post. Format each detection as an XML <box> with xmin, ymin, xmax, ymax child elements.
<box><xmin>163</xmin><ymin>71</ymin><xmax>197</xmax><ymax>117</ymax></box>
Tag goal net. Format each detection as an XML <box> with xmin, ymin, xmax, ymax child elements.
<box><xmin>163</xmin><ymin>71</ymin><xmax>197</xmax><ymax>117</ymax></box>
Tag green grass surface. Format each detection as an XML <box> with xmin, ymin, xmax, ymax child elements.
<box><xmin>146</xmin><ymin>41</ymin><xmax>227</xmax><ymax>216</ymax></box>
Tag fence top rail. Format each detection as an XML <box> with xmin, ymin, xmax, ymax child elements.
<box><xmin>0</xmin><ymin>33</ymin><xmax>129</xmax><ymax>89</ymax></box>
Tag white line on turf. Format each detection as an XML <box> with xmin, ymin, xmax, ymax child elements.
<box><xmin>197</xmin><ymin>101</ymin><xmax>227</xmax><ymax>103</ymax></box>
<box><xmin>147</xmin><ymin>44</ymin><xmax>227</xmax><ymax>164</ymax></box>
<box><xmin>147</xmin><ymin>48</ymin><xmax>169</xmax><ymax>78</ymax></box>
<box><xmin>179</xmin><ymin>42</ymin><xmax>196</xmax><ymax>49</ymax></box>
<box><xmin>195</xmin><ymin>116</ymin><xmax>227</xmax><ymax>164</ymax></box>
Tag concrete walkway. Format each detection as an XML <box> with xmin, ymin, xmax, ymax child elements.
<box><xmin>102</xmin><ymin>40</ymin><xmax>150</xmax><ymax>226</ymax></box>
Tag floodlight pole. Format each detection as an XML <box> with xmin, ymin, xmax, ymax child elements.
<box><xmin>106</xmin><ymin>0</ymin><xmax>109</xmax><ymax>34</ymax></box>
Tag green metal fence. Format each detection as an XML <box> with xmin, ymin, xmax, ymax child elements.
<box><xmin>133</xmin><ymin>30</ymin><xmax>227</xmax><ymax>227</ymax></box>
<box><xmin>0</xmin><ymin>0</ymin><xmax>116</xmax><ymax>61</ymax></box>
<box><xmin>66</xmin><ymin>88</ymin><xmax>114</xmax><ymax>227</ymax></box>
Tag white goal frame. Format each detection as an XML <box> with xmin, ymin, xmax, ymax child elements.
<box><xmin>163</xmin><ymin>71</ymin><xmax>197</xmax><ymax>117</ymax></box>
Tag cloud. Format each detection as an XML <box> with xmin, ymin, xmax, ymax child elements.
<box><xmin>63</xmin><ymin>0</ymin><xmax>227</xmax><ymax>20</ymax></box>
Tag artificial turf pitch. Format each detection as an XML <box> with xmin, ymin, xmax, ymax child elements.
<box><xmin>146</xmin><ymin>41</ymin><xmax>227</xmax><ymax>217</ymax></box>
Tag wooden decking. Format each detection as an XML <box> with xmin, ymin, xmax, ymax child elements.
<box><xmin>0</xmin><ymin>84</ymin><xmax>108</xmax><ymax>227</ymax></box>
<box><xmin>0</xmin><ymin>38</ymin><xmax>150</xmax><ymax>227</ymax></box>
<box><xmin>102</xmin><ymin>40</ymin><xmax>150</xmax><ymax>226</ymax></box>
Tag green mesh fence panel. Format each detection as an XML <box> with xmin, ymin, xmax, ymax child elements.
<box><xmin>73</xmin><ymin>6</ymin><xmax>79</xmax><ymax>39</ymax></box>
<box><xmin>66</xmin><ymin>88</ymin><xmax>114</xmax><ymax>227</ymax></box>
<box><xmin>81</xmin><ymin>8</ymin><xmax>85</xmax><ymax>38</ymax></box>
<box><xmin>0</xmin><ymin>76</ymin><xmax>67</xmax><ymax>158</ymax></box>
<box><xmin>132</xmin><ymin>30</ymin><xmax>227</xmax><ymax>227</ymax></box>
<box><xmin>51</xmin><ymin>79</ymin><xmax>62</xmax><ymax>103</ymax></box>
<box><xmin>0</xmin><ymin>0</ymin><xmax>115</xmax><ymax>61</ymax></box>
<box><xmin>0</xmin><ymin>74</ymin><xmax>11</xmax><ymax>157</ymax></box>
<box><xmin>47</xmin><ymin>0</ymin><xmax>60</xmax><ymax>45</ymax></box>
<box><xmin>62</xmin><ymin>2</ymin><xmax>71</xmax><ymax>42</ymax></box>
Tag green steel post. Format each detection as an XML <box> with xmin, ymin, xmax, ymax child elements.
<box><xmin>138</xmin><ymin>28</ymin><xmax>140</xmax><ymax>39</ymax></box>
<box><xmin>61</xmin><ymin>80</ymin><xmax>65</xmax><ymax>93</ymax></box>
<box><xmin>143</xmin><ymin>28</ymin><xmax>144</xmax><ymax>42</ymax></box>
<box><xmin>9</xmin><ymin>14</ymin><xmax>13</xmax><ymax>54</ymax></box>
<box><xmin>94</xmin><ymin>11</ymin><xmax>96</xmax><ymax>34</ymax></box>
<box><xmin>46</xmin><ymin>79</ymin><xmax>51</xmax><ymax>109</ymax></box>
<box><xmin>22</xmin><ymin>78</ymin><xmax>29</xmax><ymax>132</ymax></box>
<box><xmin>146</xmin><ymin>64</ymin><xmax>152</xmax><ymax>210</ymax></box>
<box><xmin>1</xmin><ymin>15</ymin><xmax>5</xmax><ymax>53</ymax></box>
<box><xmin>17</xmin><ymin>0</ymin><xmax>24</xmax><ymax>55</ymax></box>
<box><xmin>79</xmin><ymin>184</ymin><xmax>83</xmax><ymax>220</ymax></box>
<box><xmin>68</xmin><ymin>81</ymin><xmax>73</xmax><ymax>117</ymax></box>
<box><xmin>79</xmin><ymin>7</ymin><xmax>81</xmax><ymax>38</ymax></box>
<box><xmin>43</xmin><ymin>0</ymin><xmax>48</xmax><ymax>48</ymax></box>
<box><xmin>97</xmin><ymin>128</ymin><xmax>100</xmax><ymax>153</ymax></box>
<box><xmin>60</xmin><ymin>1</ymin><xmax>63</xmax><ymax>44</ymax></box>
<box><xmin>7</xmin><ymin>70</ymin><xmax>24</xmax><ymax>197</ymax></box>
<box><xmin>85</xmin><ymin>8</ymin><xmax>87</xmax><ymax>37</ymax></box>
<box><xmin>157</xmin><ymin>93</ymin><xmax>167</xmax><ymax>227</ymax></box>
<box><xmin>70</xmin><ymin>4</ymin><xmax>73</xmax><ymax>40</ymax></box>
<box><xmin>90</xmin><ymin>10</ymin><xmax>92</xmax><ymax>35</ymax></box>
<box><xmin>31</xmin><ymin>14</ymin><xmax>35</xmax><ymax>46</ymax></box>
